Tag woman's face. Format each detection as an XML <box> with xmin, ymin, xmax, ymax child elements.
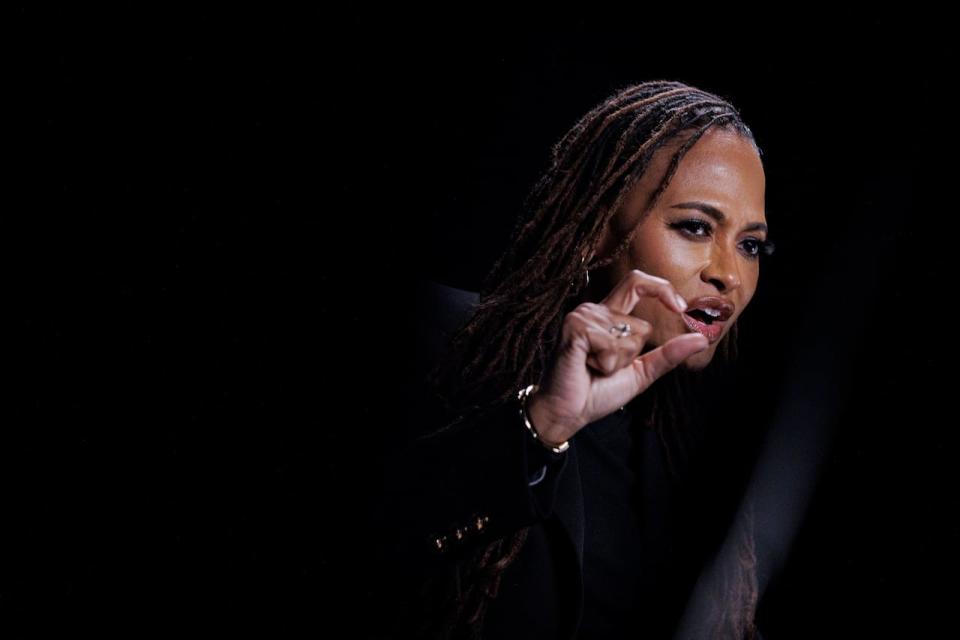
<box><xmin>591</xmin><ymin>128</ymin><xmax>768</xmax><ymax>371</ymax></box>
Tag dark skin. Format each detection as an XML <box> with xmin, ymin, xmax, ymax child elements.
<box><xmin>528</xmin><ymin>128</ymin><xmax>768</xmax><ymax>445</ymax></box>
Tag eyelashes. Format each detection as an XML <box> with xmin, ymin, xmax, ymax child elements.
<box><xmin>669</xmin><ymin>219</ymin><xmax>776</xmax><ymax>260</ymax></box>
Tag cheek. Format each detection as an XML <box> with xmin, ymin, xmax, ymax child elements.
<box><xmin>742</xmin><ymin>283</ymin><xmax>759</xmax><ymax>309</ymax></box>
<box><xmin>630</xmin><ymin>299</ymin><xmax>676</xmax><ymax>345</ymax></box>
<box><xmin>630</xmin><ymin>297</ymin><xmax>662</xmax><ymax>324</ymax></box>
<box><xmin>745</xmin><ymin>266</ymin><xmax>761</xmax><ymax>293</ymax></box>
<box><xmin>632</xmin><ymin>240</ymin><xmax>688</xmax><ymax>279</ymax></box>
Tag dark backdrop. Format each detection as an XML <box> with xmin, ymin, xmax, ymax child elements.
<box><xmin>6</xmin><ymin>8</ymin><xmax>950</xmax><ymax>638</ymax></box>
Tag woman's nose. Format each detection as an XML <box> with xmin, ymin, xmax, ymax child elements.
<box><xmin>701</xmin><ymin>247</ymin><xmax>741</xmax><ymax>292</ymax></box>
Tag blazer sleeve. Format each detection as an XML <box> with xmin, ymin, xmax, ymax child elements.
<box><xmin>372</xmin><ymin>392</ymin><xmax>571</xmax><ymax>576</ymax></box>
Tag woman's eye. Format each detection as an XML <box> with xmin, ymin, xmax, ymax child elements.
<box><xmin>741</xmin><ymin>238</ymin><xmax>775</xmax><ymax>260</ymax></box>
<box><xmin>671</xmin><ymin>219</ymin><xmax>712</xmax><ymax>237</ymax></box>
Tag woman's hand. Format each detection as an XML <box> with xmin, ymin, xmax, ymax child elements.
<box><xmin>526</xmin><ymin>269</ymin><xmax>710</xmax><ymax>445</ymax></box>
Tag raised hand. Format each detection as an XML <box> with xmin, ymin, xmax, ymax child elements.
<box><xmin>526</xmin><ymin>269</ymin><xmax>710</xmax><ymax>446</ymax></box>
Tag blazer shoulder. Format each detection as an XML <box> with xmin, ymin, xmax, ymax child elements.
<box><xmin>409</xmin><ymin>279</ymin><xmax>481</xmax><ymax>394</ymax></box>
<box><xmin>414</xmin><ymin>278</ymin><xmax>480</xmax><ymax>357</ymax></box>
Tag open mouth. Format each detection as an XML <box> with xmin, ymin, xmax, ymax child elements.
<box><xmin>685</xmin><ymin>308</ymin><xmax>718</xmax><ymax>325</ymax></box>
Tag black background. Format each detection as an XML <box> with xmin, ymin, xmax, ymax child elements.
<box><xmin>5</xmin><ymin>8</ymin><xmax>951</xmax><ymax>638</ymax></box>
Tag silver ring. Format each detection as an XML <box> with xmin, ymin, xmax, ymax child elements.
<box><xmin>609</xmin><ymin>322</ymin><xmax>631</xmax><ymax>338</ymax></box>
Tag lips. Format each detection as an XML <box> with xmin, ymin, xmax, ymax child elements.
<box><xmin>685</xmin><ymin>296</ymin><xmax>734</xmax><ymax>321</ymax></box>
<box><xmin>680</xmin><ymin>296</ymin><xmax>735</xmax><ymax>344</ymax></box>
<box><xmin>682</xmin><ymin>311</ymin><xmax>725</xmax><ymax>343</ymax></box>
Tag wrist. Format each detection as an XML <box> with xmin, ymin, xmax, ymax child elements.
<box><xmin>524</xmin><ymin>387</ymin><xmax>575</xmax><ymax>449</ymax></box>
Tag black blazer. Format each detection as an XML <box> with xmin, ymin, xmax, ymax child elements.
<box><xmin>370</xmin><ymin>279</ymin><xmax>766</xmax><ymax>640</ymax></box>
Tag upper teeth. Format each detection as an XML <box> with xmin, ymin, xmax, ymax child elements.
<box><xmin>702</xmin><ymin>308</ymin><xmax>722</xmax><ymax>317</ymax></box>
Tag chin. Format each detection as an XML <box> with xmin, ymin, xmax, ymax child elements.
<box><xmin>679</xmin><ymin>343</ymin><xmax>716</xmax><ymax>371</ymax></box>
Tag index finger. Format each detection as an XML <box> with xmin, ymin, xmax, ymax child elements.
<box><xmin>600</xmin><ymin>269</ymin><xmax>688</xmax><ymax>316</ymax></box>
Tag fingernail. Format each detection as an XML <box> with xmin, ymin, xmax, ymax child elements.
<box><xmin>675</xmin><ymin>294</ymin><xmax>687</xmax><ymax>311</ymax></box>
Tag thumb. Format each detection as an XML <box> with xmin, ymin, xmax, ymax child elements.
<box><xmin>632</xmin><ymin>333</ymin><xmax>710</xmax><ymax>389</ymax></box>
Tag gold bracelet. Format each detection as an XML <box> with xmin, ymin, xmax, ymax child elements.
<box><xmin>517</xmin><ymin>383</ymin><xmax>570</xmax><ymax>454</ymax></box>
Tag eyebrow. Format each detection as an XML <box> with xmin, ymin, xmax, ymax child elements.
<box><xmin>669</xmin><ymin>201</ymin><xmax>768</xmax><ymax>234</ymax></box>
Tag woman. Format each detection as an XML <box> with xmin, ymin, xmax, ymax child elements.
<box><xmin>373</xmin><ymin>79</ymin><xmax>776</xmax><ymax>639</ymax></box>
